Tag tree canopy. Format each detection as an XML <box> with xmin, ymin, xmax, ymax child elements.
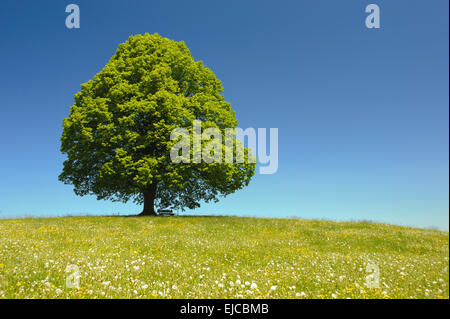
<box><xmin>59</xmin><ymin>33</ymin><xmax>255</xmax><ymax>215</ymax></box>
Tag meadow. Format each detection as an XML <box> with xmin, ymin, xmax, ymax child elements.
<box><xmin>0</xmin><ymin>216</ymin><xmax>448</xmax><ymax>299</ymax></box>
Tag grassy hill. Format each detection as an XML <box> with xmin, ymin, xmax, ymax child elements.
<box><xmin>0</xmin><ymin>216</ymin><xmax>448</xmax><ymax>299</ymax></box>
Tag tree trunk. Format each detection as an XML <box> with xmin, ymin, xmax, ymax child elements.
<box><xmin>139</xmin><ymin>184</ymin><xmax>157</xmax><ymax>216</ymax></box>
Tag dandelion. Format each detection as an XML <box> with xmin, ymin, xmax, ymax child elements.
<box><xmin>0</xmin><ymin>216</ymin><xmax>447</xmax><ymax>299</ymax></box>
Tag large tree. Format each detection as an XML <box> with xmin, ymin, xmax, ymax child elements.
<box><xmin>59</xmin><ymin>33</ymin><xmax>255</xmax><ymax>215</ymax></box>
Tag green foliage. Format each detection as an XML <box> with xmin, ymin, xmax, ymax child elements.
<box><xmin>59</xmin><ymin>33</ymin><xmax>255</xmax><ymax>211</ymax></box>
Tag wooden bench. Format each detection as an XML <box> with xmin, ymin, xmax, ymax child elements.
<box><xmin>157</xmin><ymin>209</ymin><xmax>175</xmax><ymax>216</ymax></box>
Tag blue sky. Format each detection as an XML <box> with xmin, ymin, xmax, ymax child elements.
<box><xmin>0</xmin><ymin>0</ymin><xmax>448</xmax><ymax>230</ymax></box>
